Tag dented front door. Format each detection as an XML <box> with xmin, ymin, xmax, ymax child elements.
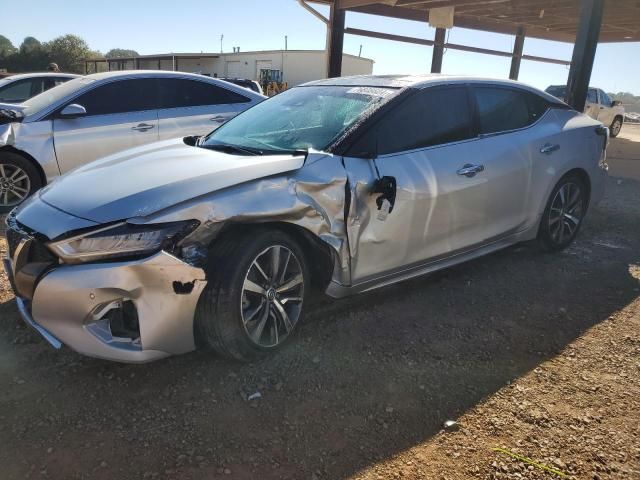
<box><xmin>343</xmin><ymin>138</ymin><xmax>490</xmax><ymax>285</ymax></box>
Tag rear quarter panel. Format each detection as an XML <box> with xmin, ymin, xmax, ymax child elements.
<box><xmin>531</xmin><ymin>109</ymin><xmax>606</xmax><ymax>220</ymax></box>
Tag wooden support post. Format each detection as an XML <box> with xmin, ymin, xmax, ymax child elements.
<box><xmin>431</xmin><ymin>27</ymin><xmax>446</xmax><ymax>73</ymax></box>
<box><xmin>327</xmin><ymin>4</ymin><xmax>346</xmax><ymax>78</ymax></box>
<box><xmin>509</xmin><ymin>27</ymin><xmax>525</xmax><ymax>80</ymax></box>
<box><xmin>566</xmin><ymin>0</ymin><xmax>604</xmax><ymax>111</ymax></box>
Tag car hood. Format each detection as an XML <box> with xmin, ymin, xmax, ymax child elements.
<box><xmin>39</xmin><ymin>137</ymin><xmax>306</xmax><ymax>223</ymax></box>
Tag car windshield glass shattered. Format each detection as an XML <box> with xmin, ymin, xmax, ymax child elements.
<box><xmin>21</xmin><ymin>77</ymin><xmax>95</xmax><ymax>116</ymax></box>
<box><xmin>202</xmin><ymin>85</ymin><xmax>396</xmax><ymax>154</ymax></box>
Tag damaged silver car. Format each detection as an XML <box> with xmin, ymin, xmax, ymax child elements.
<box><xmin>4</xmin><ymin>75</ymin><xmax>609</xmax><ymax>363</ymax></box>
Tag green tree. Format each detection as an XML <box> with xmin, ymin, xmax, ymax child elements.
<box><xmin>16</xmin><ymin>36</ymin><xmax>49</xmax><ymax>71</ymax></box>
<box><xmin>44</xmin><ymin>34</ymin><xmax>91</xmax><ymax>73</ymax></box>
<box><xmin>0</xmin><ymin>35</ymin><xmax>17</xmax><ymax>70</ymax></box>
<box><xmin>105</xmin><ymin>48</ymin><xmax>139</xmax><ymax>59</ymax></box>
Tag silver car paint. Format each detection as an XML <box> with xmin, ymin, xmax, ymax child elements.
<box><xmin>0</xmin><ymin>71</ymin><xmax>264</xmax><ymax>180</ymax></box>
<box><xmin>6</xmin><ymin>76</ymin><xmax>608</xmax><ymax>362</ymax></box>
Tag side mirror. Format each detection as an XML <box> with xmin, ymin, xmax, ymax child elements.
<box><xmin>59</xmin><ymin>103</ymin><xmax>87</xmax><ymax>118</ymax></box>
<box><xmin>611</xmin><ymin>100</ymin><xmax>622</xmax><ymax>107</ymax></box>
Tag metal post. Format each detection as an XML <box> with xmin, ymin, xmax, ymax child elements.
<box><xmin>566</xmin><ymin>0</ymin><xmax>604</xmax><ymax>111</ymax></box>
<box><xmin>326</xmin><ymin>3</ymin><xmax>345</xmax><ymax>78</ymax></box>
<box><xmin>134</xmin><ymin>57</ymin><xmax>140</xmax><ymax>70</ymax></box>
<box><xmin>509</xmin><ymin>27</ymin><xmax>525</xmax><ymax>80</ymax></box>
<box><xmin>431</xmin><ymin>27</ymin><xmax>446</xmax><ymax>73</ymax></box>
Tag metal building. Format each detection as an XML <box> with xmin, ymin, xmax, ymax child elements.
<box><xmin>85</xmin><ymin>49</ymin><xmax>374</xmax><ymax>87</ymax></box>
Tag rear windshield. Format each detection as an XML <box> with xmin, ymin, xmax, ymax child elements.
<box><xmin>545</xmin><ymin>86</ymin><xmax>566</xmax><ymax>100</ymax></box>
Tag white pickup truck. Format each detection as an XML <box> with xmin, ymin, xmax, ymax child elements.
<box><xmin>546</xmin><ymin>85</ymin><xmax>625</xmax><ymax>137</ymax></box>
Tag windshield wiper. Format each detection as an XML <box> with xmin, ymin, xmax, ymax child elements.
<box><xmin>201</xmin><ymin>143</ymin><xmax>263</xmax><ymax>156</ymax></box>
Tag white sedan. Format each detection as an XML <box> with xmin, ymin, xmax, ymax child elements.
<box><xmin>0</xmin><ymin>70</ymin><xmax>265</xmax><ymax>211</ymax></box>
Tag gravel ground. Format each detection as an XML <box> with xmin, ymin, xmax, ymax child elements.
<box><xmin>0</xmin><ymin>129</ymin><xmax>639</xmax><ymax>480</ymax></box>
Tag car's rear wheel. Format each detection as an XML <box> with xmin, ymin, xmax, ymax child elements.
<box><xmin>537</xmin><ymin>174</ymin><xmax>588</xmax><ymax>252</ymax></box>
<box><xmin>0</xmin><ymin>152</ymin><xmax>42</xmax><ymax>213</ymax></box>
<box><xmin>195</xmin><ymin>229</ymin><xmax>309</xmax><ymax>362</ymax></box>
<box><xmin>610</xmin><ymin>116</ymin><xmax>623</xmax><ymax>138</ymax></box>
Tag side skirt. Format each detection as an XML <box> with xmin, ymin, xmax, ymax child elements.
<box><xmin>325</xmin><ymin>227</ymin><xmax>536</xmax><ymax>299</ymax></box>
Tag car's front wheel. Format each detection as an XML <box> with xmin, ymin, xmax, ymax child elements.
<box><xmin>537</xmin><ymin>174</ymin><xmax>588</xmax><ymax>252</ymax></box>
<box><xmin>0</xmin><ymin>152</ymin><xmax>42</xmax><ymax>213</ymax></box>
<box><xmin>195</xmin><ymin>229</ymin><xmax>309</xmax><ymax>361</ymax></box>
<box><xmin>610</xmin><ymin>116</ymin><xmax>623</xmax><ymax>138</ymax></box>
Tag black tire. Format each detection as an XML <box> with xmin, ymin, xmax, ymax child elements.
<box><xmin>609</xmin><ymin>116</ymin><xmax>623</xmax><ymax>138</ymax></box>
<box><xmin>0</xmin><ymin>152</ymin><xmax>42</xmax><ymax>213</ymax></box>
<box><xmin>537</xmin><ymin>174</ymin><xmax>589</xmax><ymax>252</ymax></box>
<box><xmin>195</xmin><ymin>229</ymin><xmax>310</xmax><ymax>362</ymax></box>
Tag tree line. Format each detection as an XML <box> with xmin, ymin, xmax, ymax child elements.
<box><xmin>0</xmin><ymin>34</ymin><xmax>138</xmax><ymax>74</ymax></box>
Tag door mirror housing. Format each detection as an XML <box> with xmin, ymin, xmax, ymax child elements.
<box><xmin>611</xmin><ymin>100</ymin><xmax>622</xmax><ymax>107</ymax></box>
<box><xmin>59</xmin><ymin>104</ymin><xmax>87</xmax><ymax>118</ymax></box>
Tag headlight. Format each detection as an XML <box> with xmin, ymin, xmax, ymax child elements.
<box><xmin>48</xmin><ymin>220</ymin><xmax>199</xmax><ymax>264</ymax></box>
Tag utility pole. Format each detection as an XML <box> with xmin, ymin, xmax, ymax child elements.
<box><xmin>220</xmin><ymin>34</ymin><xmax>224</xmax><ymax>54</ymax></box>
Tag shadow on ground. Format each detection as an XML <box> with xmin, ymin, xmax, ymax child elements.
<box><xmin>0</xmin><ymin>176</ymin><xmax>639</xmax><ymax>480</ymax></box>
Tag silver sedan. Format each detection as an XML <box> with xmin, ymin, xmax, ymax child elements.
<box><xmin>4</xmin><ymin>75</ymin><xmax>608</xmax><ymax>363</ymax></box>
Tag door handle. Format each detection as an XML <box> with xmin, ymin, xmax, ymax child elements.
<box><xmin>456</xmin><ymin>164</ymin><xmax>484</xmax><ymax>178</ymax></box>
<box><xmin>210</xmin><ymin>115</ymin><xmax>227</xmax><ymax>122</ymax></box>
<box><xmin>540</xmin><ymin>143</ymin><xmax>560</xmax><ymax>154</ymax></box>
<box><xmin>132</xmin><ymin>123</ymin><xmax>155</xmax><ymax>132</ymax></box>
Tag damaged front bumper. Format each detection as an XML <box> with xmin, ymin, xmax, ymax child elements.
<box><xmin>5</xmin><ymin>250</ymin><xmax>206</xmax><ymax>363</ymax></box>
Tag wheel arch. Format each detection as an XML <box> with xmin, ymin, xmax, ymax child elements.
<box><xmin>204</xmin><ymin>221</ymin><xmax>337</xmax><ymax>292</ymax></box>
<box><xmin>0</xmin><ymin>146</ymin><xmax>48</xmax><ymax>186</ymax></box>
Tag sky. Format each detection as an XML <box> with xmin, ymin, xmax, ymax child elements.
<box><xmin>1</xmin><ymin>0</ymin><xmax>638</xmax><ymax>95</ymax></box>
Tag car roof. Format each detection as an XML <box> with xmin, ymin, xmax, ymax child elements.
<box><xmin>303</xmin><ymin>74</ymin><xmax>564</xmax><ymax>105</ymax></box>
<box><xmin>2</xmin><ymin>72</ymin><xmax>80</xmax><ymax>80</ymax></box>
<box><xmin>82</xmin><ymin>70</ymin><xmax>265</xmax><ymax>97</ymax></box>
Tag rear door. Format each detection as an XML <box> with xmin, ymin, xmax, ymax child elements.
<box><xmin>156</xmin><ymin>78</ymin><xmax>252</xmax><ymax>139</ymax></box>
<box><xmin>52</xmin><ymin>78</ymin><xmax>159</xmax><ymax>173</ymax></box>
<box><xmin>596</xmin><ymin>89</ymin><xmax>614</xmax><ymax>125</ymax></box>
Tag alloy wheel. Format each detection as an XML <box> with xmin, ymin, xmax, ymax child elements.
<box><xmin>548</xmin><ymin>182</ymin><xmax>584</xmax><ymax>245</ymax></box>
<box><xmin>240</xmin><ymin>245</ymin><xmax>304</xmax><ymax>348</ymax></box>
<box><xmin>0</xmin><ymin>163</ymin><xmax>31</xmax><ymax>207</ymax></box>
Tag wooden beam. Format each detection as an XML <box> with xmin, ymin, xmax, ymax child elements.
<box><xmin>344</xmin><ymin>27</ymin><xmax>435</xmax><ymax>45</ymax></box>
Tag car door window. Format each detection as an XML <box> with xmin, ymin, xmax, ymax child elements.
<box><xmin>0</xmin><ymin>79</ymin><xmax>35</xmax><ymax>102</ymax></box>
<box><xmin>599</xmin><ymin>90</ymin><xmax>612</xmax><ymax>106</ymax></box>
<box><xmin>473</xmin><ymin>87</ymin><xmax>547</xmax><ymax>135</ymax></box>
<box><xmin>71</xmin><ymin>79</ymin><xmax>158</xmax><ymax>116</ymax></box>
<box><xmin>157</xmin><ymin>79</ymin><xmax>249</xmax><ymax>109</ymax></box>
<box><xmin>587</xmin><ymin>89</ymin><xmax>598</xmax><ymax>104</ymax></box>
<box><xmin>351</xmin><ymin>86</ymin><xmax>473</xmax><ymax>155</ymax></box>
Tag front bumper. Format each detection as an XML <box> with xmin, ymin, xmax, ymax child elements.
<box><xmin>5</xmin><ymin>251</ymin><xmax>206</xmax><ymax>363</ymax></box>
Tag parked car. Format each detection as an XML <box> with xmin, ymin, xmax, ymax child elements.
<box><xmin>0</xmin><ymin>73</ymin><xmax>79</xmax><ymax>104</ymax></box>
<box><xmin>219</xmin><ymin>77</ymin><xmax>263</xmax><ymax>95</ymax></box>
<box><xmin>546</xmin><ymin>85</ymin><xmax>624</xmax><ymax>137</ymax></box>
<box><xmin>4</xmin><ymin>75</ymin><xmax>608</xmax><ymax>363</ymax></box>
<box><xmin>0</xmin><ymin>70</ymin><xmax>265</xmax><ymax>211</ymax></box>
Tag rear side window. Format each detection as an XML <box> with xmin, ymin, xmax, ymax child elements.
<box><xmin>587</xmin><ymin>89</ymin><xmax>598</xmax><ymax>103</ymax></box>
<box><xmin>0</xmin><ymin>79</ymin><xmax>43</xmax><ymax>102</ymax></box>
<box><xmin>73</xmin><ymin>79</ymin><xmax>158</xmax><ymax>115</ymax></box>
<box><xmin>352</xmin><ymin>86</ymin><xmax>473</xmax><ymax>155</ymax></box>
<box><xmin>157</xmin><ymin>79</ymin><xmax>249</xmax><ymax>109</ymax></box>
<box><xmin>473</xmin><ymin>87</ymin><xmax>548</xmax><ymax>135</ymax></box>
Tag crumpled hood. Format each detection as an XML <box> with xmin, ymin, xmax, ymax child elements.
<box><xmin>39</xmin><ymin>137</ymin><xmax>306</xmax><ymax>223</ymax></box>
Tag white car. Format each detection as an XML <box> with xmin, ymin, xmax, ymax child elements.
<box><xmin>0</xmin><ymin>72</ymin><xmax>79</xmax><ymax>104</ymax></box>
<box><xmin>546</xmin><ymin>85</ymin><xmax>624</xmax><ymax>137</ymax></box>
<box><xmin>0</xmin><ymin>71</ymin><xmax>265</xmax><ymax>211</ymax></box>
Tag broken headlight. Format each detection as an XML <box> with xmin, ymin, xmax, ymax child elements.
<box><xmin>48</xmin><ymin>220</ymin><xmax>199</xmax><ymax>264</ymax></box>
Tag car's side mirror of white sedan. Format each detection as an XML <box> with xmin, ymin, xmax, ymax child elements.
<box><xmin>59</xmin><ymin>103</ymin><xmax>87</xmax><ymax>118</ymax></box>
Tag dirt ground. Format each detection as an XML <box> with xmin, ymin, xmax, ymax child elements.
<box><xmin>0</xmin><ymin>126</ymin><xmax>639</xmax><ymax>480</ymax></box>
